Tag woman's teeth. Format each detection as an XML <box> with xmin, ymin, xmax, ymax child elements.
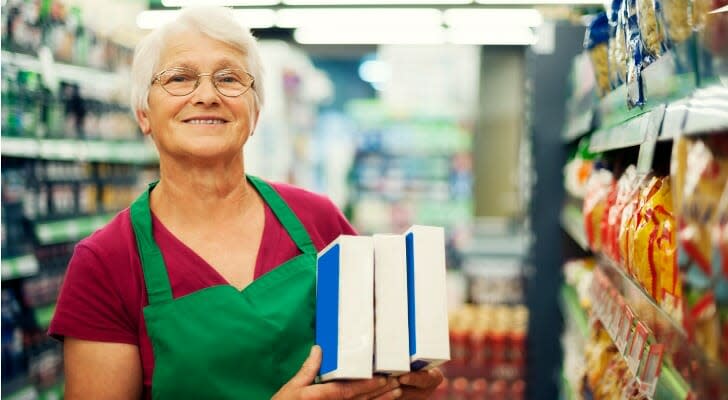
<box><xmin>186</xmin><ymin>119</ymin><xmax>225</xmax><ymax>124</ymax></box>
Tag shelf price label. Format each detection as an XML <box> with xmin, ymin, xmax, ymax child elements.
<box><xmin>605</xmin><ymin>287</ymin><xmax>621</xmax><ymax>335</ymax></box>
<box><xmin>627</xmin><ymin>322</ymin><xmax>649</xmax><ymax>374</ymax></box>
<box><xmin>616</xmin><ymin>305</ymin><xmax>635</xmax><ymax>353</ymax></box>
<box><xmin>638</xmin><ymin>343</ymin><xmax>665</xmax><ymax>398</ymax></box>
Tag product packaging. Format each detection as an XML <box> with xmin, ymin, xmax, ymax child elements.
<box><xmin>626</xmin><ymin>0</ymin><xmax>647</xmax><ymax>107</ymax></box>
<box><xmin>585</xmin><ymin>12</ymin><xmax>612</xmax><ymax>96</ymax></box>
<box><xmin>372</xmin><ymin>234</ymin><xmax>411</xmax><ymax>375</ymax></box>
<box><xmin>316</xmin><ymin>235</ymin><xmax>375</xmax><ymax>381</ymax></box>
<box><xmin>636</xmin><ymin>0</ymin><xmax>668</xmax><ymax>61</ymax></box>
<box><xmin>584</xmin><ymin>168</ymin><xmax>615</xmax><ymax>252</ymax></box>
<box><xmin>404</xmin><ymin>225</ymin><xmax>451</xmax><ymax>370</ymax></box>
<box><xmin>610</xmin><ymin>0</ymin><xmax>630</xmax><ymax>88</ymax></box>
<box><xmin>671</xmin><ymin>135</ymin><xmax>728</xmax><ymax>361</ymax></box>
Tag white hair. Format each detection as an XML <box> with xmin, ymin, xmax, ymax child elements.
<box><xmin>130</xmin><ymin>6</ymin><xmax>265</xmax><ymax>117</ymax></box>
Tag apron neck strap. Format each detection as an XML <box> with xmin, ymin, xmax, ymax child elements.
<box><xmin>130</xmin><ymin>181</ymin><xmax>173</xmax><ymax>304</ymax></box>
<box><xmin>247</xmin><ymin>175</ymin><xmax>316</xmax><ymax>256</ymax></box>
<box><xmin>130</xmin><ymin>177</ymin><xmax>317</xmax><ymax>305</ymax></box>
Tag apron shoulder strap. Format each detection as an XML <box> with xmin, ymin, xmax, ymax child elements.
<box><xmin>247</xmin><ymin>175</ymin><xmax>317</xmax><ymax>256</ymax></box>
<box><xmin>130</xmin><ymin>182</ymin><xmax>174</xmax><ymax>304</ymax></box>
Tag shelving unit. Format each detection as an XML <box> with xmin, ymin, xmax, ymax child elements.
<box><xmin>559</xmin><ymin>205</ymin><xmax>588</xmax><ymax>252</ymax></box>
<box><xmin>32</xmin><ymin>213</ymin><xmax>116</xmax><ymax>246</ymax></box>
<box><xmin>560</xmin><ymin>285</ymin><xmax>588</xmax><ymax>338</ymax></box>
<box><xmin>559</xmin><ymin>26</ymin><xmax>728</xmax><ymax>396</ymax></box>
<box><xmin>587</xmin><ymin>84</ymin><xmax>728</xmax><ymax>153</ymax></box>
<box><xmin>2</xmin><ymin>254</ymin><xmax>40</xmax><ymax>280</ymax></box>
<box><xmin>2</xmin><ymin>136</ymin><xmax>158</xmax><ymax>165</ymax></box>
<box><xmin>1</xmin><ymin>39</ymin><xmax>154</xmax><ymax>397</ymax></box>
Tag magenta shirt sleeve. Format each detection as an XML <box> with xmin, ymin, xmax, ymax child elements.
<box><xmin>48</xmin><ymin>243</ymin><xmax>137</xmax><ymax>345</ymax></box>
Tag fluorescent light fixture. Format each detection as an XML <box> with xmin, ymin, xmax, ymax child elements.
<box><xmin>444</xmin><ymin>8</ymin><xmax>543</xmax><ymax>27</ymax></box>
<box><xmin>476</xmin><ymin>0</ymin><xmax>603</xmax><ymax>4</ymax></box>
<box><xmin>161</xmin><ymin>0</ymin><xmax>279</xmax><ymax>6</ymax></box>
<box><xmin>137</xmin><ymin>9</ymin><xmax>276</xmax><ymax>29</ymax></box>
<box><xmin>277</xmin><ymin>8</ymin><xmax>442</xmax><ymax>28</ymax></box>
<box><xmin>284</xmin><ymin>0</ymin><xmax>468</xmax><ymax>4</ymax></box>
<box><xmin>447</xmin><ymin>25</ymin><xmax>537</xmax><ymax>44</ymax></box>
<box><xmin>293</xmin><ymin>26</ymin><xmax>446</xmax><ymax>44</ymax></box>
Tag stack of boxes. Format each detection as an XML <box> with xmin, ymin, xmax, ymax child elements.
<box><xmin>316</xmin><ymin>225</ymin><xmax>451</xmax><ymax>380</ymax></box>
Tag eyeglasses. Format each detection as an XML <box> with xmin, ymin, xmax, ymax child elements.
<box><xmin>152</xmin><ymin>67</ymin><xmax>255</xmax><ymax>97</ymax></box>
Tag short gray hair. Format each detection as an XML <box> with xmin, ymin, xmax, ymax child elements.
<box><xmin>130</xmin><ymin>6</ymin><xmax>265</xmax><ymax>116</ymax></box>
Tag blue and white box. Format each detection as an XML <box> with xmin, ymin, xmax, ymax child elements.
<box><xmin>404</xmin><ymin>225</ymin><xmax>451</xmax><ymax>370</ymax></box>
<box><xmin>316</xmin><ymin>235</ymin><xmax>374</xmax><ymax>381</ymax></box>
<box><xmin>372</xmin><ymin>234</ymin><xmax>410</xmax><ymax>375</ymax></box>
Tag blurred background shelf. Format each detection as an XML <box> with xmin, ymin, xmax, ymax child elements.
<box><xmin>560</xmin><ymin>285</ymin><xmax>588</xmax><ymax>338</ymax></box>
<box><xmin>33</xmin><ymin>213</ymin><xmax>117</xmax><ymax>245</ymax></box>
<box><xmin>559</xmin><ymin>204</ymin><xmax>588</xmax><ymax>252</ymax></box>
<box><xmin>2</xmin><ymin>254</ymin><xmax>40</xmax><ymax>281</ymax></box>
<box><xmin>2</xmin><ymin>137</ymin><xmax>158</xmax><ymax>165</ymax></box>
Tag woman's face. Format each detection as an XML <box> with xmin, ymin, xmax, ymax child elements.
<box><xmin>136</xmin><ymin>29</ymin><xmax>259</xmax><ymax>163</ymax></box>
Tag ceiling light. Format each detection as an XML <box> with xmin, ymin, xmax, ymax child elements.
<box><xmin>277</xmin><ymin>8</ymin><xmax>443</xmax><ymax>28</ymax></box>
<box><xmin>447</xmin><ymin>25</ymin><xmax>537</xmax><ymax>44</ymax></box>
<box><xmin>358</xmin><ymin>59</ymin><xmax>392</xmax><ymax>83</ymax></box>
<box><xmin>293</xmin><ymin>26</ymin><xmax>446</xmax><ymax>44</ymax></box>
<box><xmin>476</xmin><ymin>0</ymin><xmax>603</xmax><ymax>4</ymax></box>
<box><xmin>284</xmin><ymin>0</ymin><xmax>469</xmax><ymax>4</ymax></box>
<box><xmin>136</xmin><ymin>9</ymin><xmax>276</xmax><ymax>29</ymax></box>
<box><xmin>161</xmin><ymin>0</ymin><xmax>280</xmax><ymax>6</ymax></box>
<box><xmin>444</xmin><ymin>8</ymin><xmax>543</xmax><ymax>27</ymax></box>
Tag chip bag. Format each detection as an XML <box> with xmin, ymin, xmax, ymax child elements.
<box><xmin>584</xmin><ymin>169</ymin><xmax>615</xmax><ymax>252</ymax></box>
<box><xmin>672</xmin><ymin>135</ymin><xmax>728</xmax><ymax>361</ymax></box>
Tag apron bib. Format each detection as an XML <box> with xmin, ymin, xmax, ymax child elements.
<box><xmin>130</xmin><ymin>176</ymin><xmax>317</xmax><ymax>399</ymax></box>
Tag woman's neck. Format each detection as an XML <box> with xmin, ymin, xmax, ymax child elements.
<box><xmin>149</xmin><ymin>157</ymin><xmax>258</xmax><ymax>229</ymax></box>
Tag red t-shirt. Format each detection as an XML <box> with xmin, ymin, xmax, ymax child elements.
<box><xmin>48</xmin><ymin>181</ymin><xmax>356</xmax><ymax>397</ymax></box>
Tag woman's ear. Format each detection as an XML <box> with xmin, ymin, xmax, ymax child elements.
<box><xmin>136</xmin><ymin>109</ymin><xmax>152</xmax><ymax>135</ymax></box>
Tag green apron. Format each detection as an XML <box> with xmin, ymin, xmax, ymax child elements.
<box><xmin>129</xmin><ymin>176</ymin><xmax>316</xmax><ymax>399</ymax></box>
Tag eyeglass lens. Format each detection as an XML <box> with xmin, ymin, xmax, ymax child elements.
<box><xmin>157</xmin><ymin>69</ymin><xmax>253</xmax><ymax>97</ymax></box>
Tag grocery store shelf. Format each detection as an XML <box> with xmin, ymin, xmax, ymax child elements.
<box><xmin>2</xmin><ymin>49</ymin><xmax>121</xmax><ymax>92</ymax></box>
<box><xmin>2</xmin><ymin>136</ymin><xmax>158</xmax><ymax>164</ymax></box>
<box><xmin>591</xmin><ymin>266</ymin><xmax>691</xmax><ymax>400</ymax></box>
<box><xmin>599</xmin><ymin>257</ymin><xmax>728</xmax><ymax>398</ymax></box>
<box><xmin>583</xmin><ymin>83</ymin><xmax>727</xmax><ymax>152</ymax></box>
<box><xmin>560</xmin><ymin>285</ymin><xmax>588</xmax><ymax>338</ymax></box>
<box><xmin>34</xmin><ymin>213</ymin><xmax>116</xmax><ymax>245</ymax></box>
<box><xmin>588</xmin><ymin>109</ymin><xmax>652</xmax><ymax>152</ymax></box>
<box><xmin>560</xmin><ymin>204</ymin><xmax>588</xmax><ymax>251</ymax></box>
<box><xmin>1</xmin><ymin>254</ymin><xmax>39</xmax><ymax>281</ymax></box>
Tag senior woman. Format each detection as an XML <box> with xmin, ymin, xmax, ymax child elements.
<box><xmin>48</xmin><ymin>6</ymin><xmax>442</xmax><ymax>400</ymax></box>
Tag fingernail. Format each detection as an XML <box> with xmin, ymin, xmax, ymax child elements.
<box><xmin>392</xmin><ymin>388</ymin><xmax>403</xmax><ymax>398</ymax></box>
<box><xmin>399</xmin><ymin>376</ymin><xmax>409</xmax><ymax>385</ymax></box>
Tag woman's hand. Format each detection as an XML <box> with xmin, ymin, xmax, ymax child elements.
<box><xmin>395</xmin><ymin>368</ymin><xmax>444</xmax><ymax>400</ymax></box>
<box><xmin>273</xmin><ymin>346</ymin><xmax>402</xmax><ymax>400</ymax></box>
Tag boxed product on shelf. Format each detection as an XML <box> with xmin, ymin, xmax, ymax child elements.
<box><xmin>404</xmin><ymin>225</ymin><xmax>451</xmax><ymax>370</ymax></box>
<box><xmin>316</xmin><ymin>235</ymin><xmax>374</xmax><ymax>381</ymax></box>
<box><xmin>372</xmin><ymin>234</ymin><xmax>410</xmax><ymax>375</ymax></box>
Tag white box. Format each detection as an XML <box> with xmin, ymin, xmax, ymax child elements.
<box><xmin>404</xmin><ymin>225</ymin><xmax>451</xmax><ymax>370</ymax></box>
<box><xmin>316</xmin><ymin>235</ymin><xmax>374</xmax><ymax>381</ymax></box>
<box><xmin>372</xmin><ymin>234</ymin><xmax>411</xmax><ymax>375</ymax></box>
